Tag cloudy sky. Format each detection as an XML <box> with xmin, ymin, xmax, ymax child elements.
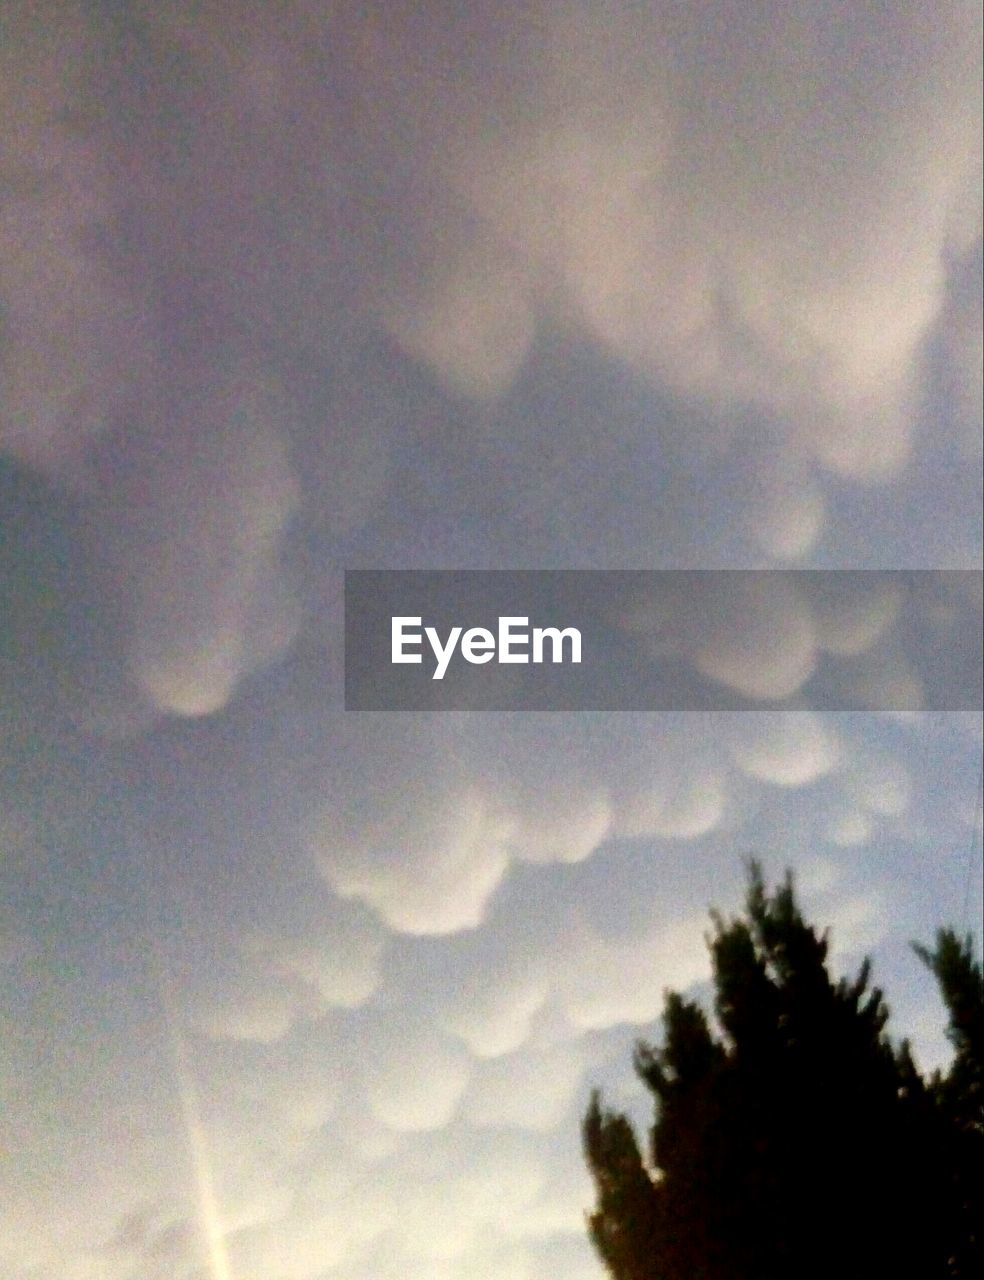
<box><xmin>1</xmin><ymin>2</ymin><xmax>982</xmax><ymax>1278</ymax></box>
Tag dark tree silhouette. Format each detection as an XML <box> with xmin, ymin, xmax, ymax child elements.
<box><xmin>583</xmin><ymin>864</ymin><xmax>984</xmax><ymax>1280</ymax></box>
<box><xmin>914</xmin><ymin>928</ymin><xmax>984</xmax><ymax>1275</ymax></box>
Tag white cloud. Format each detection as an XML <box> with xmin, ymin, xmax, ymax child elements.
<box><xmin>845</xmin><ymin>751</ymin><xmax>913</xmax><ymax>818</ymax></box>
<box><xmin>443</xmin><ymin>968</ymin><xmax>551</xmax><ymax>1060</ymax></box>
<box><xmin>123</xmin><ymin>383</ymin><xmax>300</xmax><ymax>718</ymax></box>
<box><xmin>827</xmin><ymin>808</ymin><xmax>874</xmax><ymax>849</ymax></box>
<box><xmin>311</xmin><ymin>779</ymin><xmax>513</xmax><ymax>935</ymax></box>
<box><xmin>461</xmin><ymin>1039</ymin><xmax>587</xmax><ymax>1132</ymax></box>
<box><xmin>194</xmin><ymin>985</ymin><xmax>296</xmax><ymax>1045</ymax></box>
<box><xmin>728</xmin><ymin>711</ymin><xmax>840</xmax><ymax>787</ymax></box>
<box><xmin>559</xmin><ymin>911</ymin><xmax>711</xmax><ymax>1031</ymax></box>
<box><xmin>359</xmin><ymin>1016</ymin><xmax>474</xmax><ymax>1133</ymax></box>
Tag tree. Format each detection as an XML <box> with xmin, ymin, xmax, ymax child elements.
<box><xmin>914</xmin><ymin>929</ymin><xmax>984</xmax><ymax>1275</ymax></box>
<box><xmin>583</xmin><ymin>864</ymin><xmax>984</xmax><ymax>1280</ymax></box>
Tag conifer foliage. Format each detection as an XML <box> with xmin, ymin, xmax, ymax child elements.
<box><xmin>583</xmin><ymin>865</ymin><xmax>984</xmax><ymax>1280</ymax></box>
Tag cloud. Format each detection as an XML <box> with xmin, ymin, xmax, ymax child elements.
<box><xmin>927</xmin><ymin>197</ymin><xmax>984</xmax><ymax>459</ymax></box>
<box><xmin>305</xmin><ymin>714</ymin><xmax>730</xmax><ymax>934</ymax></box>
<box><xmin>307</xmin><ymin>737</ymin><xmax>514</xmax><ymax>934</ymax></box>
<box><xmin>100</xmin><ymin>1203</ymin><xmax>201</xmax><ymax>1280</ymax></box>
<box><xmin>617</xmin><ymin>574</ymin><xmax>819</xmax><ymax>700</ymax></box>
<box><xmin>358</xmin><ymin>1012</ymin><xmax>474</xmax><ymax>1133</ymax></box>
<box><xmin>728</xmin><ymin>711</ymin><xmax>841</xmax><ymax>787</ymax></box>
<box><xmin>194</xmin><ymin>979</ymin><xmax>296</xmax><ymax>1045</ymax></box>
<box><xmin>187</xmin><ymin>894</ymin><xmax>386</xmax><ymax>1042</ymax></box>
<box><xmin>558</xmin><ymin>911</ymin><xmax>711</xmax><ymax>1031</ymax></box>
<box><xmin>827</xmin><ymin>807</ymin><xmax>874</xmax><ymax>848</ymax></box>
<box><xmin>0</xmin><ymin>4</ymin><xmax>154</xmax><ymax>480</ymax></box>
<box><xmin>1</xmin><ymin>0</ymin><xmax>979</xmax><ymax>739</ymax></box>
<box><xmin>354</xmin><ymin>0</ymin><xmax>980</xmax><ymax>496</ymax></box>
<box><xmin>0</xmin><ymin>7</ymin><xmax>980</xmax><ymax>1280</ymax></box>
<box><xmin>460</xmin><ymin>1038</ymin><xmax>588</xmax><ymax>1132</ymax></box>
<box><xmin>109</xmin><ymin>380</ymin><xmax>301</xmax><ymax>719</ymax></box>
<box><xmin>745</xmin><ymin>450</ymin><xmax>827</xmax><ymax>562</ymax></box>
<box><xmin>843</xmin><ymin>747</ymin><xmax>913</xmax><ymax>818</ymax></box>
<box><xmin>440</xmin><ymin>958</ymin><xmax>551</xmax><ymax>1060</ymax></box>
<box><xmin>2</xmin><ymin>710</ymin><xmax>974</xmax><ymax>1280</ymax></box>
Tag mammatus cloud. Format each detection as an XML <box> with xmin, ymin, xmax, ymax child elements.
<box><xmin>1</xmin><ymin>5</ymin><xmax>981</xmax><ymax>1280</ymax></box>
<box><xmin>2</xmin><ymin>1</ymin><xmax>980</xmax><ymax>722</ymax></box>
<box><xmin>117</xmin><ymin>384</ymin><xmax>300</xmax><ymax>718</ymax></box>
<box><xmin>727</xmin><ymin>711</ymin><xmax>841</xmax><ymax>787</ymax></box>
<box><xmin>362</xmin><ymin>1</ymin><xmax>980</xmax><ymax>479</ymax></box>
<box><xmin>0</xmin><ymin>715</ymin><xmax>977</xmax><ymax>1280</ymax></box>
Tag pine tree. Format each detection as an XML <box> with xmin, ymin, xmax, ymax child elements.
<box><xmin>583</xmin><ymin>864</ymin><xmax>983</xmax><ymax>1280</ymax></box>
<box><xmin>914</xmin><ymin>929</ymin><xmax>984</xmax><ymax>1274</ymax></box>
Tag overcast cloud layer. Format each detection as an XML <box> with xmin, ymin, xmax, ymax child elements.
<box><xmin>1</xmin><ymin>3</ymin><xmax>982</xmax><ymax>1278</ymax></box>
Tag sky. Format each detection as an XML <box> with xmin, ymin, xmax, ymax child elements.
<box><xmin>0</xmin><ymin>2</ymin><xmax>982</xmax><ymax>1278</ymax></box>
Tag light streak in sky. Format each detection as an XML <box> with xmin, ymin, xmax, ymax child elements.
<box><xmin>131</xmin><ymin>806</ymin><xmax>235</xmax><ymax>1280</ymax></box>
<box><xmin>167</xmin><ymin>1008</ymin><xmax>235</xmax><ymax>1280</ymax></box>
<box><xmin>150</xmin><ymin>935</ymin><xmax>235</xmax><ymax>1280</ymax></box>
